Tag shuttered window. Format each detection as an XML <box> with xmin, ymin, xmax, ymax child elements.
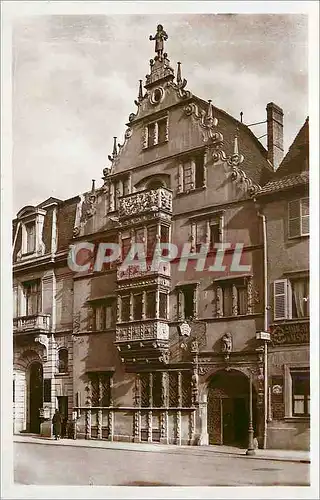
<box><xmin>273</xmin><ymin>279</ymin><xmax>289</xmax><ymax>320</ymax></box>
<box><xmin>288</xmin><ymin>198</ymin><xmax>309</xmax><ymax>238</ymax></box>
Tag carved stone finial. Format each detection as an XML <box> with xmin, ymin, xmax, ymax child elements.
<box><xmin>177</xmin><ymin>61</ymin><xmax>182</xmax><ymax>85</ymax></box>
<box><xmin>149</xmin><ymin>24</ymin><xmax>168</xmax><ymax>60</ymax></box>
<box><xmin>112</xmin><ymin>137</ymin><xmax>117</xmax><ymax>158</ymax></box>
<box><xmin>206</xmin><ymin>99</ymin><xmax>214</xmax><ymax>125</ymax></box>
<box><xmin>138</xmin><ymin>79</ymin><xmax>143</xmax><ymax>101</ymax></box>
<box><xmin>91</xmin><ymin>179</ymin><xmax>95</xmax><ymax>192</ymax></box>
<box><xmin>233</xmin><ymin>134</ymin><xmax>239</xmax><ymax>156</ymax></box>
<box><xmin>240</xmin><ymin>111</ymin><xmax>243</xmax><ymax>123</ymax></box>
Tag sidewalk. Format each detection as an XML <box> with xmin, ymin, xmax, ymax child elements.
<box><xmin>14</xmin><ymin>434</ymin><xmax>310</xmax><ymax>464</ymax></box>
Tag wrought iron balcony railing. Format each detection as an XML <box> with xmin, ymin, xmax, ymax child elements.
<box><xmin>118</xmin><ymin>188</ymin><xmax>172</xmax><ymax>219</ymax></box>
<box><xmin>13</xmin><ymin>313</ymin><xmax>51</xmax><ymax>334</ymax></box>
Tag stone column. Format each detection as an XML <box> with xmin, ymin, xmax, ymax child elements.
<box><xmin>177</xmin><ymin>164</ymin><xmax>184</xmax><ymax>194</ymax></box>
<box><xmin>232</xmin><ymin>284</ymin><xmax>238</xmax><ymax>316</ymax></box>
<box><xmin>198</xmin><ymin>392</ymin><xmax>209</xmax><ymax>445</ymax></box>
<box><xmin>154</xmin><ymin>121</ymin><xmax>159</xmax><ymax>146</ymax></box>
<box><xmin>247</xmin><ymin>277</ymin><xmax>254</xmax><ymax>314</ymax></box>
<box><xmin>216</xmin><ymin>286</ymin><xmax>223</xmax><ymax>318</ymax></box>
<box><xmin>178</xmin><ymin>289</ymin><xmax>184</xmax><ymax>321</ymax></box>
<box><xmin>109</xmin><ymin>182</ymin><xmax>115</xmax><ymax>212</ymax></box>
<box><xmin>142</xmin><ymin>291</ymin><xmax>146</xmax><ymax>320</ymax></box>
<box><xmin>97</xmin><ymin>377</ymin><xmax>103</xmax><ymax>439</ymax></box>
<box><xmin>117</xmin><ymin>295</ymin><xmax>121</xmax><ymax>324</ymax></box>
<box><xmin>155</xmin><ymin>289</ymin><xmax>160</xmax><ymax>319</ymax></box>
<box><xmin>177</xmin><ymin>371</ymin><xmax>182</xmax><ymax>445</ymax></box>
<box><xmin>190</xmin><ymin>222</ymin><xmax>196</xmax><ymax>252</ymax></box>
<box><xmin>190</xmin><ymin>159</ymin><xmax>196</xmax><ymax>190</ymax></box>
<box><xmin>203</xmin><ymin>149</ymin><xmax>208</xmax><ymax>188</ymax></box>
<box><xmin>129</xmin><ymin>293</ymin><xmax>133</xmax><ymax>322</ymax></box>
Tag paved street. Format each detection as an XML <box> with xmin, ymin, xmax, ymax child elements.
<box><xmin>14</xmin><ymin>441</ymin><xmax>310</xmax><ymax>486</ymax></box>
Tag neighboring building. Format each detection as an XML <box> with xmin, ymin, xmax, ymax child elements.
<box><xmin>256</xmin><ymin>118</ymin><xmax>310</xmax><ymax>450</ymax></box>
<box><xmin>12</xmin><ymin>196</ymin><xmax>78</xmax><ymax>434</ymax></box>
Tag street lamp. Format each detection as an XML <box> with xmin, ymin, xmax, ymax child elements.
<box><xmin>246</xmin><ymin>371</ymin><xmax>255</xmax><ymax>456</ymax></box>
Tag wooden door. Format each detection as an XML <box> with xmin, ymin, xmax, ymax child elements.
<box><xmin>29</xmin><ymin>362</ymin><xmax>43</xmax><ymax>433</ymax></box>
<box><xmin>208</xmin><ymin>395</ymin><xmax>222</xmax><ymax>445</ymax></box>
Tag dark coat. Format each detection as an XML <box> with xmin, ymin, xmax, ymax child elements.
<box><xmin>52</xmin><ymin>411</ymin><xmax>62</xmax><ymax>436</ymax></box>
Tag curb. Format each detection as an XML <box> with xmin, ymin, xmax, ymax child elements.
<box><xmin>14</xmin><ymin>437</ymin><xmax>310</xmax><ymax>464</ymax></box>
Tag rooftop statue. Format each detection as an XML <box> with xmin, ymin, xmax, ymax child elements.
<box><xmin>149</xmin><ymin>24</ymin><xmax>168</xmax><ymax>60</ymax></box>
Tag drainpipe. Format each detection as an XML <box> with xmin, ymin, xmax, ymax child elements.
<box><xmin>255</xmin><ymin>205</ymin><xmax>269</xmax><ymax>450</ymax></box>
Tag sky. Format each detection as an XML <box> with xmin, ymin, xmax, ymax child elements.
<box><xmin>12</xmin><ymin>13</ymin><xmax>308</xmax><ymax>215</ymax></box>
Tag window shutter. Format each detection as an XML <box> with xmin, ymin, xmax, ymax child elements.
<box><xmin>301</xmin><ymin>198</ymin><xmax>309</xmax><ymax>236</ymax></box>
<box><xmin>273</xmin><ymin>279</ymin><xmax>288</xmax><ymax>320</ymax></box>
<box><xmin>288</xmin><ymin>200</ymin><xmax>301</xmax><ymax>238</ymax></box>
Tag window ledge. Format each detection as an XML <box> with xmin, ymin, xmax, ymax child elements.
<box><xmin>287</xmin><ymin>234</ymin><xmax>309</xmax><ymax>241</ymax></box>
<box><xmin>175</xmin><ymin>186</ymin><xmax>206</xmax><ymax>197</ymax></box>
<box><xmin>284</xmin><ymin>416</ymin><xmax>310</xmax><ymax>423</ymax></box>
<box><xmin>142</xmin><ymin>140</ymin><xmax>168</xmax><ymax>151</ymax></box>
<box><xmin>198</xmin><ymin>313</ymin><xmax>262</xmax><ymax>322</ymax></box>
<box><xmin>55</xmin><ymin>372</ymin><xmax>69</xmax><ymax>377</ymax></box>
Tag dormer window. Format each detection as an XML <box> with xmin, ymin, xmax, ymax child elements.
<box><xmin>15</xmin><ymin>206</ymin><xmax>46</xmax><ymax>260</ymax></box>
<box><xmin>143</xmin><ymin>116</ymin><xmax>168</xmax><ymax>149</ymax></box>
<box><xmin>25</xmin><ymin>222</ymin><xmax>36</xmax><ymax>254</ymax></box>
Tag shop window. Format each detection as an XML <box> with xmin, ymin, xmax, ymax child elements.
<box><xmin>89</xmin><ymin>372</ymin><xmax>112</xmax><ymax>407</ymax></box>
<box><xmin>291</xmin><ymin>370</ymin><xmax>310</xmax><ymax>416</ymax></box>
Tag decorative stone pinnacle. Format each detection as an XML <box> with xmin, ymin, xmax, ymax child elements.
<box><xmin>112</xmin><ymin>137</ymin><xmax>117</xmax><ymax>158</ymax></box>
<box><xmin>91</xmin><ymin>179</ymin><xmax>95</xmax><ymax>192</ymax></box>
<box><xmin>177</xmin><ymin>62</ymin><xmax>182</xmax><ymax>85</ymax></box>
<box><xmin>149</xmin><ymin>24</ymin><xmax>168</xmax><ymax>60</ymax></box>
<box><xmin>138</xmin><ymin>80</ymin><xmax>143</xmax><ymax>101</ymax></box>
<box><xmin>233</xmin><ymin>135</ymin><xmax>239</xmax><ymax>156</ymax></box>
<box><xmin>206</xmin><ymin>99</ymin><xmax>213</xmax><ymax>122</ymax></box>
<box><xmin>240</xmin><ymin>111</ymin><xmax>243</xmax><ymax>123</ymax></box>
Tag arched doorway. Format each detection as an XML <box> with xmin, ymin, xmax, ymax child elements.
<box><xmin>207</xmin><ymin>369</ymin><xmax>256</xmax><ymax>447</ymax></box>
<box><xmin>29</xmin><ymin>362</ymin><xmax>43</xmax><ymax>433</ymax></box>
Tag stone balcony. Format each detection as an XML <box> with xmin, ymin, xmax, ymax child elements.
<box><xmin>117</xmin><ymin>261</ymin><xmax>171</xmax><ymax>281</ymax></box>
<box><xmin>116</xmin><ymin>319</ymin><xmax>169</xmax><ymax>343</ymax></box>
<box><xmin>115</xmin><ymin>319</ymin><xmax>170</xmax><ymax>366</ymax></box>
<box><xmin>269</xmin><ymin>319</ymin><xmax>309</xmax><ymax>345</ymax></box>
<box><xmin>118</xmin><ymin>188</ymin><xmax>172</xmax><ymax>220</ymax></box>
<box><xmin>13</xmin><ymin>313</ymin><xmax>51</xmax><ymax>334</ymax></box>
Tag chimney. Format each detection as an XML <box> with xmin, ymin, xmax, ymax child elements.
<box><xmin>266</xmin><ymin>102</ymin><xmax>284</xmax><ymax>170</ymax></box>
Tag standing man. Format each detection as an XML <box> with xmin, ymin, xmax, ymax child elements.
<box><xmin>52</xmin><ymin>408</ymin><xmax>62</xmax><ymax>440</ymax></box>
